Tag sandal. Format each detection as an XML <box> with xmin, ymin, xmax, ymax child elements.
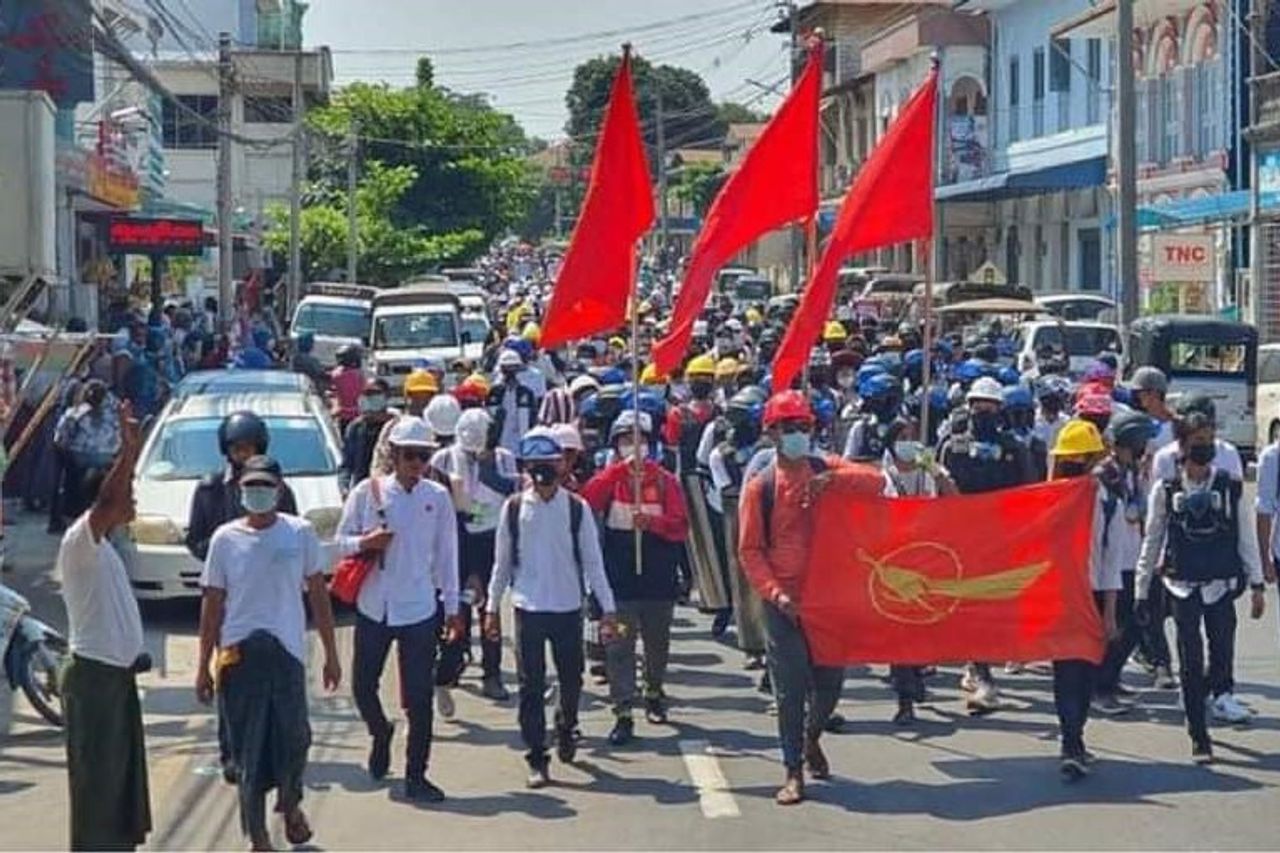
<box><xmin>284</xmin><ymin>809</ymin><xmax>313</xmax><ymax>846</ymax></box>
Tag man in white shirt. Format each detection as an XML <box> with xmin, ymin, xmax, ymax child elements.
<box><xmin>337</xmin><ymin>418</ymin><xmax>463</xmax><ymax>803</ymax></box>
<box><xmin>1150</xmin><ymin>394</ymin><xmax>1243</xmax><ymax>482</ymax></box>
<box><xmin>196</xmin><ymin>456</ymin><xmax>340</xmax><ymax>849</ymax></box>
<box><xmin>57</xmin><ymin>403</ymin><xmax>150</xmax><ymax>851</ymax></box>
<box><xmin>485</xmin><ymin>428</ymin><xmax>618</xmax><ymax>789</ymax></box>
<box><xmin>1134</xmin><ymin>411</ymin><xmax>1266</xmax><ymax>764</ymax></box>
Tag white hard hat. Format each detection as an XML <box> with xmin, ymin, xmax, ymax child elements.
<box><xmin>569</xmin><ymin>374</ymin><xmax>600</xmax><ymax>396</ymax></box>
<box><xmin>966</xmin><ymin>376</ymin><xmax>1005</xmax><ymax>404</ymax></box>
<box><xmin>388</xmin><ymin>416</ymin><xmax>436</xmax><ymax>448</ymax></box>
<box><xmin>456</xmin><ymin>407</ymin><xmax>492</xmax><ymax>453</ymax></box>
<box><xmin>498</xmin><ymin>349</ymin><xmax>523</xmax><ymax>369</ymax></box>
<box><xmin>550</xmin><ymin>422</ymin><xmax>583</xmax><ymax>451</ymax></box>
<box><xmin>424</xmin><ymin>394</ymin><xmax>462</xmax><ymax>437</ymax></box>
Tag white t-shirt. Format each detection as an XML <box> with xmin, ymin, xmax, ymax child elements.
<box><xmin>1151</xmin><ymin>437</ymin><xmax>1243</xmax><ymax>483</ymax></box>
<box><xmin>432</xmin><ymin>445</ymin><xmax>519</xmax><ymax>534</ymax></box>
<box><xmin>201</xmin><ymin>514</ymin><xmax>324</xmax><ymax>665</ymax></box>
<box><xmin>56</xmin><ymin>514</ymin><xmax>145</xmax><ymax>668</ymax></box>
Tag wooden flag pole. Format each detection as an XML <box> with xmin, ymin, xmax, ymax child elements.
<box><xmin>920</xmin><ymin>55</ymin><xmax>941</xmax><ymax>446</ymax></box>
<box><xmin>624</xmin><ymin>42</ymin><xmax>644</xmax><ymax>578</ymax></box>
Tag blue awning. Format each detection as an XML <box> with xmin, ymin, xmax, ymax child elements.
<box><xmin>1128</xmin><ymin>190</ymin><xmax>1280</xmax><ymax>230</ymax></box>
<box><xmin>936</xmin><ymin>155</ymin><xmax>1106</xmax><ymax>202</ymax></box>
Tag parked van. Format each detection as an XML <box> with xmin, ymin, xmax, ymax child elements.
<box><xmin>289</xmin><ymin>283</ymin><xmax>375</xmax><ymax>365</ymax></box>
<box><xmin>369</xmin><ymin>283</ymin><xmax>471</xmax><ymax>396</ymax></box>
<box><xmin>1127</xmin><ymin>315</ymin><xmax>1258</xmax><ymax>457</ymax></box>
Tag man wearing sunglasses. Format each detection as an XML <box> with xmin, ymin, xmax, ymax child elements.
<box><xmin>738</xmin><ymin>390</ymin><xmax>887</xmax><ymax>806</ymax></box>
<box><xmin>336</xmin><ymin>417</ymin><xmax>463</xmax><ymax>804</ymax></box>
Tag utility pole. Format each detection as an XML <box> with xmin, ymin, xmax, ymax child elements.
<box><xmin>346</xmin><ymin>121</ymin><xmax>358</xmax><ymax>284</ymax></box>
<box><xmin>1115</xmin><ymin>0</ymin><xmax>1139</xmax><ymax>326</ymax></box>
<box><xmin>289</xmin><ymin>50</ymin><xmax>304</xmax><ymax>313</ymax></box>
<box><xmin>1249</xmin><ymin>0</ymin><xmax>1264</xmax><ymax>330</ymax></box>
<box><xmin>216</xmin><ymin>31</ymin><xmax>234</xmax><ymax>327</ymax></box>
<box><xmin>655</xmin><ymin>87</ymin><xmax>669</xmax><ymax>263</ymax></box>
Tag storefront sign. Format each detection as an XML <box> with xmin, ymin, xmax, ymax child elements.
<box><xmin>87</xmin><ymin>153</ymin><xmax>139</xmax><ymax>209</ymax></box>
<box><xmin>1150</xmin><ymin>234</ymin><xmax>1214</xmax><ymax>282</ymax></box>
<box><xmin>0</xmin><ymin>0</ymin><xmax>94</xmax><ymax>106</ymax></box>
<box><xmin>106</xmin><ymin>217</ymin><xmax>206</xmax><ymax>256</ymax></box>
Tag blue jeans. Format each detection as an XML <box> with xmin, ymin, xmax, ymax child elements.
<box><xmin>763</xmin><ymin>603</ymin><xmax>843</xmax><ymax>772</ymax></box>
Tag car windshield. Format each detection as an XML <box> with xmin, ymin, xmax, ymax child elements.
<box><xmin>1032</xmin><ymin>326</ymin><xmax>1120</xmax><ymax>358</ymax></box>
<box><xmin>141</xmin><ymin>416</ymin><xmax>337</xmax><ymax>480</ymax></box>
<box><xmin>1168</xmin><ymin>342</ymin><xmax>1249</xmax><ymax>377</ymax></box>
<box><xmin>293</xmin><ymin>303</ymin><xmax>369</xmax><ymax>339</ymax></box>
<box><xmin>374</xmin><ymin>312</ymin><xmax>457</xmax><ymax>349</ymax></box>
<box><xmin>461</xmin><ymin>315</ymin><xmax>489</xmax><ymax>346</ymax></box>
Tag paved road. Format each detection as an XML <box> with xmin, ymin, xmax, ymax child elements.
<box><xmin>2</xmin><ymin>506</ymin><xmax>1280</xmax><ymax>851</ymax></box>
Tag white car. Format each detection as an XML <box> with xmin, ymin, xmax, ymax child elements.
<box><xmin>1256</xmin><ymin>343</ymin><xmax>1280</xmax><ymax>446</ymax></box>
<box><xmin>1012</xmin><ymin>320</ymin><xmax>1124</xmax><ymax>377</ymax></box>
<box><xmin>121</xmin><ymin>383</ymin><xmax>344</xmax><ymax>600</ymax></box>
<box><xmin>290</xmin><ymin>284</ymin><xmax>374</xmax><ymax>366</ymax></box>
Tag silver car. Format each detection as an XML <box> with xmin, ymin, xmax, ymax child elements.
<box><xmin>120</xmin><ymin>384</ymin><xmax>344</xmax><ymax>600</ymax></box>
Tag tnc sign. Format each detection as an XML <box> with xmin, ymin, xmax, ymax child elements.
<box><xmin>1150</xmin><ymin>234</ymin><xmax>1215</xmax><ymax>283</ymax></box>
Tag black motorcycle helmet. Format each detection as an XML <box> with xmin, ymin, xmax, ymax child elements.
<box><xmin>1105</xmin><ymin>408</ymin><xmax>1157</xmax><ymax>456</ymax></box>
<box><xmin>335</xmin><ymin>343</ymin><xmax>362</xmax><ymax>369</ymax></box>
<box><xmin>218</xmin><ymin>411</ymin><xmax>269</xmax><ymax>457</ymax></box>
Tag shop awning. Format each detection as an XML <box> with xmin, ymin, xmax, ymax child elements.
<box><xmin>1130</xmin><ymin>190</ymin><xmax>1280</xmax><ymax>230</ymax></box>
<box><xmin>935</xmin><ymin>155</ymin><xmax>1107</xmax><ymax>202</ymax></box>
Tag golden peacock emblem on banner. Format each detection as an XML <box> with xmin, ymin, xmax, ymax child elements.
<box><xmin>858</xmin><ymin>544</ymin><xmax>1050</xmax><ymax>625</ymax></box>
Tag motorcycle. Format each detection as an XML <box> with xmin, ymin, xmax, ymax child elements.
<box><xmin>1</xmin><ymin>583</ymin><xmax>68</xmax><ymax>727</ymax></box>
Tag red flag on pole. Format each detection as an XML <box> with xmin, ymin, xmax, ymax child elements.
<box><xmin>800</xmin><ymin>478</ymin><xmax>1106</xmax><ymax>666</ymax></box>
<box><xmin>650</xmin><ymin>41</ymin><xmax>823</xmax><ymax>376</ymax></box>
<box><xmin>540</xmin><ymin>50</ymin><xmax>654</xmax><ymax>350</ymax></box>
<box><xmin>771</xmin><ymin>68</ymin><xmax>938</xmax><ymax>391</ymax></box>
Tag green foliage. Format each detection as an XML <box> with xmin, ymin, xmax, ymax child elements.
<box><xmin>670</xmin><ymin>161</ymin><xmax>727</xmax><ymax>218</ymax></box>
<box><xmin>716</xmin><ymin>101</ymin><xmax>767</xmax><ymax>125</ymax></box>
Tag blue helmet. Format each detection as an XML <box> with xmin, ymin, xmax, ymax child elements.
<box><xmin>503</xmin><ymin>336</ymin><xmax>534</xmax><ymax>362</ymax></box>
<box><xmin>931</xmin><ymin>338</ymin><xmax>954</xmax><ymax>360</ymax></box>
<box><xmin>996</xmin><ymin>365</ymin><xmax>1021</xmax><ymax>386</ymax></box>
<box><xmin>954</xmin><ymin>358</ymin><xmax>986</xmax><ymax>384</ymax></box>
<box><xmin>903</xmin><ymin>349</ymin><xmax>925</xmax><ymax>370</ymax></box>
<box><xmin>1002</xmin><ymin>384</ymin><xmax>1034</xmax><ymax>410</ymax></box>
<box><xmin>856</xmin><ymin>362</ymin><xmax>887</xmax><ymax>386</ymax></box>
<box><xmin>599</xmin><ymin>366</ymin><xmax>627</xmax><ymax>386</ymax></box>
<box><xmin>927</xmin><ymin>384</ymin><xmax>951</xmax><ymax>414</ymax></box>
<box><xmin>621</xmin><ymin>388</ymin><xmax>667</xmax><ymax>424</ymax></box>
<box><xmin>859</xmin><ymin>372</ymin><xmax>901</xmax><ymax>400</ymax></box>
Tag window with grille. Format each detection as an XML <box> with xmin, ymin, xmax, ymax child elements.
<box><xmin>161</xmin><ymin>95</ymin><xmax>219</xmax><ymax>149</ymax></box>
<box><xmin>1086</xmin><ymin>39</ymin><xmax>1102</xmax><ymax>124</ymax></box>
<box><xmin>1009</xmin><ymin>56</ymin><xmax>1021</xmax><ymax>143</ymax></box>
<box><xmin>1032</xmin><ymin>48</ymin><xmax>1045</xmax><ymax>137</ymax></box>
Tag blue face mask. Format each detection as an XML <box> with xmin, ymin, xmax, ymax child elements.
<box><xmin>240</xmin><ymin>485</ymin><xmax>279</xmax><ymax>515</ymax></box>
<box><xmin>778</xmin><ymin>432</ymin><xmax>811</xmax><ymax>460</ymax></box>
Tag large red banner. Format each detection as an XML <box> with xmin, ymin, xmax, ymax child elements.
<box><xmin>800</xmin><ymin>478</ymin><xmax>1105</xmax><ymax>666</ymax></box>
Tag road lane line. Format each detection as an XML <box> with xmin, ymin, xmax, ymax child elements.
<box><xmin>679</xmin><ymin>739</ymin><xmax>741</xmax><ymax>819</ymax></box>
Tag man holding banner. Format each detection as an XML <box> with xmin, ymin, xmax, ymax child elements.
<box><xmin>738</xmin><ymin>390</ymin><xmax>887</xmax><ymax>806</ymax></box>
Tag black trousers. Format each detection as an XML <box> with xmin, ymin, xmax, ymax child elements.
<box><xmin>1137</xmin><ymin>580</ymin><xmax>1173</xmax><ymax>668</ymax></box>
<box><xmin>49</xmin><ymin>448</ymin><xmax>83</xmax><ymax>530</ymax></box>
<box><xmin>439</xmin><ymin>531</ymin><xmax>501</xmax><ymax>684</ymax></box>
<box><xmin>514</xmin><ymin>609</ymin><xmax>583</xmax><ymax>764</ymax></box>
<box><xmin>1096</xmin><ymin>575</ymin><xmax>1137</xmax><ymax>694</ymax></box>
<box><xmin>1170</xmin><ymin>588</ymin><xmax>1237</xmax><ymax>743</ymax></box>
<box><xmin>1053</xmin><ymin>659</ymin><xmax>1095</xmax><ymax>754</ymax></box>
<box><xmin>352</xmin><ymin>612</ymin><xmax>439</xmax><ymax>779</ymax></box>
<box><xmin>891</xmin><ymin>665</ymin><xmax>924</xmax><ymax>703</ymax></box>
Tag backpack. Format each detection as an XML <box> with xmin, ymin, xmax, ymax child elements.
<box><xmin>504</xmin><ymin>490</ymin><xmax>586</xmax><ymax>594</ymax></box>
<box><xmin>757</xmin><ymin>455</ymin><xmax>828</xmax><ymax>548</ymax></box>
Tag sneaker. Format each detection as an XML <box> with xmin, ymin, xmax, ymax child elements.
<box><xmin>1210</xmin><ymin>693</ymin><xmax>1252</xmax><ymax>724</ymax></box>
<box><xmin>481</xmin><ymin>676</ymin><xmax>510</xmax><ymax>702</ymax></box>
<box><xmin>960</xmin><ymin>669</ymin><xmax>981</xmax><ymax>693</ymax></box>
<box><xmin>644</xmin><ymin>695</ymin><xmax>669</xmax><ymax>725</ymax></box>
<box><xmin>607</xmin><ymin>715</ymin><xmax>634</xmax><ymax>747</ymax></box>
<box><xmin>744</xmin><ymin>655</ymin><xmax>766</xmax><ymax>671</ymax></box>
<box><xmin>711</xmin><ymin>611</ymin><xmax>732</xmax><ymax>637</ymax></box>
<box><xmin>526</xmin><ymin>759</ymin><xmax>550</xmax><ymax>789</ymax></box>
<box><xmin>1130</xmin><ymin>649</ymin><xmax>1156</xmax><ymax>674</ymax></box>
<box><xmin>1059</xmin><ymin>750</ymin><xmax>1089</xmax><ymax>781</ymax></box>
<box><xmin>367</xmin><ymin>722</ymin><xmax>394</xmax><ymax>781</ymax></box>
<box><xmin>1192</xmin><ymin>739</ymin><xmax>1214</xmax><ymax>765</ymax></box>
<box><xmin>436</xmin><ymin>687</ymin><xmax>456</xmax><ymax>721</ymax></box>
<box><xmin>1154</xmin><ymin>665</ymin><xmax>1177</xmax><ymax>690</ymax></box>
<box><xmin>221</xmin><ymin>760</ymin><xmax>240</xmax><ymax>785</ymax></box>
<box><xmin>758</xmin><ymin>671</ymin><xmax>772</xmax><ymax>695</ymax></box>
<box><xmin>1091</xmin><ymin>693</ymin><xmax>1133</xmax><ymax>717</ymax></box>
<box><xmin>892</xmin><ymin>702</ymin><xmax>916</xmax><ymax>726</ymax></box>
<box><xmin>823</xmin><ymin>712</ymin><xmax>846</xmax><ymax>734</ymax></box>
<box><xmin>404</xmin><ymin>776</ymin><xmax>446</xmax><ymax>803</ymax></box>
<box><xmin>967</xmin><ymin>682</ymin><xmax>1000</xmax><ymax>714</ymax></box>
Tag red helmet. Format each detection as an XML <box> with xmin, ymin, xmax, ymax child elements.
<box><xmin>453</xmin><ymin>377</ymin><xmax>489</xmax><ymax>406</ymax></box>
<box><xmin>1076</xmin><ymin>391</ymin><xmax>1113</xmax><ymax>417</ymax></box>
<box><xmin>763</xmin><ymin>390</ymin><xmax>814</xmax><ymax>428</ymax></box>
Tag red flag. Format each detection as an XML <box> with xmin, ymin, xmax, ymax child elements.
<box><xmin>800</xmin><ymin>478</ymin><xmax>1105</xmax><ymax>666</ymax></box>
<box><xmin>540</xmin><ymin>52</ymin><xmax>654</xmax><ymax>350</ymax></box>
<box><xmin>772</xmin><ymin>68</ymin><xmax>938</xmax><ymax>391</ymax></box>
<box><xmin>650</xmin><ymin>42</ymin><xmax>823</xmax><ymax>376</ymax></box>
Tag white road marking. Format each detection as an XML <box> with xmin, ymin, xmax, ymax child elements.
<box><xmin>679</xmin><ymin>738</ymin><xmax>741</xmax><ymax>819</ymax></box>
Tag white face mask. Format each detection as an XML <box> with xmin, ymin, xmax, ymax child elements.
<box><xmin>240</xmin><ymin>485</ymin><xmax>279</xmax><ymax>515</ymax></box>
<box><xmin>893</xmin><ymin>440</ymin><xmax>923</xmax><ymax>465</ymax></box>
<box><xmin>617</xmin><ymin>439</ymin><xmax>638</xmax><ymax>462</ymax></box>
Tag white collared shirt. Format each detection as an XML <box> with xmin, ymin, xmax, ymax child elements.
<box><xmin>338</xmin><ymin>473</ymin><xmax>459</xmax><ymax>626</ymax></box>
<box><xmin>487</xmin><ymin>487</ymin><xmax>615</xmax><ymax>616</ymax></box>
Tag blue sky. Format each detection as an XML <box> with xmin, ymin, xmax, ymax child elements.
<box><xmin>305</xmin><ymin>0</ymin><xmax>788</xmax><ymax>140</ymax></box>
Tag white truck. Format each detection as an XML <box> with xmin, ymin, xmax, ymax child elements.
<box><xmin>289</xmin><ymin>282</ymin><xmax>375</xmax><ymax>366</ymax></box>
<box><xmin>370</xmin><ymin>283</ymin><xmax>478</xmax><ymax>397</ymax></box>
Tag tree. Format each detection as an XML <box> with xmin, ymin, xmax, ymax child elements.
<box><xmin>415</xmin><ymin>57</ymin><xmax>434</xmax><ymax>89</ymax></box>
<box><xmin>304</xmin><ymin>66</ymin><xmax>539</xmax><ymax>249</ymax></box>
<box><xmin>264</xmin><ymin>160</ymin><xmax>486</xmax><ymax>287</ymax></box>
<box><xmin>670</xmin><ymin>162</ymin><xmax>727</xmax><ymax>218</ymax></box>
<box><xmin>717</xmin><ymin>101</ymin><xmax>767</xmax><ymax>125</ymax></box>
<box><xmin>565</xmin><ymin>55</ymin><xmax>726</xmax><ymax>161</ymax></box>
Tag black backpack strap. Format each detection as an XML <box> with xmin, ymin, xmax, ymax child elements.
<box><xmin>761</xmin><ymin>464</ymin><xmax>777</xmax><ymax>549</ymax></box>
<box><xmin>505</xmin><ymin>494</ymin><xmax>521</xmax><ymax>569</ymax></box>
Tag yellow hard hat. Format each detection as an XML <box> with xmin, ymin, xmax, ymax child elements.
<box><xmin>608</xmin><ymin>336</ymin><xmax>627</xmax><ymax>350</ymax></box>
<box><xmin>404</xmin><ymin>369</ymin><xmax>439</xmax><ymax>395</ymax></box>
<box><xmin>521</xmin><ymin>321</ymin><xmax>541</xmax><ymax>343</ymax></box>
<box><xmin>1051</xmin><ymin>418</ymin><xmax>1106</xmax><ymax>457</ymax></box>
<box><xmin>640</xmin><ymin>364</ymin><xmax>665</xmax><ymax>385</ymax></box>
<box><xmin>745</xmin><ymin>307</ymin><xmax>763</xmax><ymax>325</ymax></box>
<box><xmin>715</xmin><ymin>357</ymin><xmax>740</xmax><ymax>379</ymax></box>
<box><xmin>685</xmin><ymin>354</ymin><xmax>716</xmax><ymax>377</ymax></box>
<box><xmin>823</xmin><ymin>320</ymin><xmax>848</xmax><ymax>342</ymax></box>
<box><xmin>638</xmin><ymin>300</ymin><xmax>653</xmax><ymax>316</ymax></box>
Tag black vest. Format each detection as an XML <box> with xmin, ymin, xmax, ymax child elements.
<box><xmin>1162</xmin><ymin>470</ymin><xmax>1243</xmax><ymax>583</ymax></box>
